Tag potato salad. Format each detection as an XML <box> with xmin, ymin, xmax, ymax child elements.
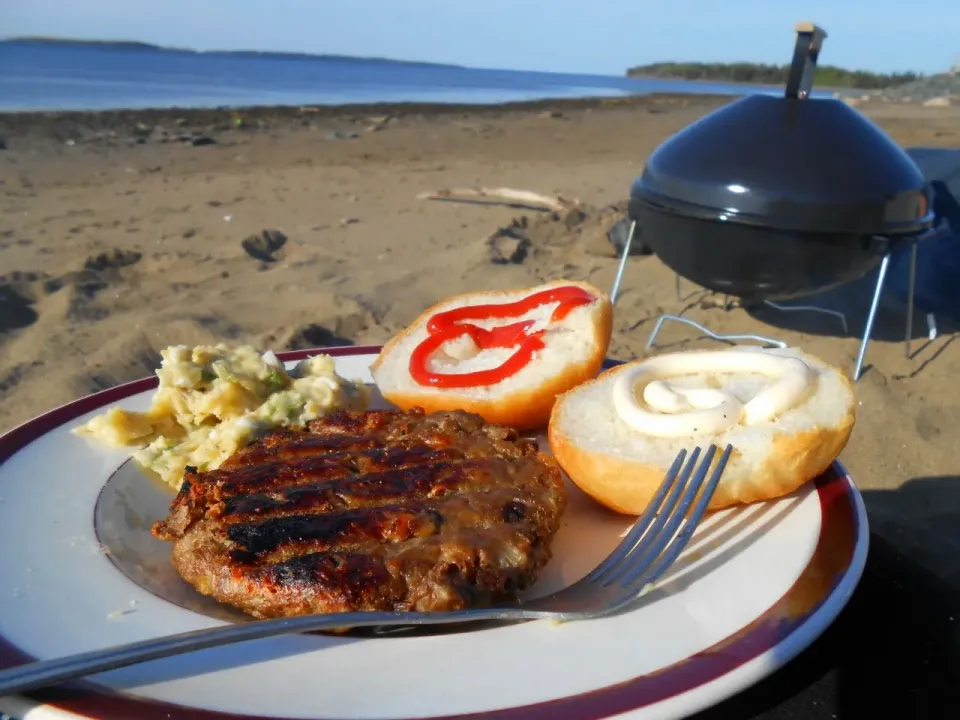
<box><xmin>74</xmin><ymin>344</ymin><xmax>370</xmax><ymax>487</ymax></box>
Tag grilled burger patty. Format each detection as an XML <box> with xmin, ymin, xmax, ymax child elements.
<box><xmin>152</xmin><ymin>408</ymin><xmax>567</xmax><ymax>619</ymax></box>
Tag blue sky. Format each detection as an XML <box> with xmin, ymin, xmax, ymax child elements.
<box><xmin>3</xmin><ymin>0</ymin><xmax>957</xmax><ymax>76</ymax></box>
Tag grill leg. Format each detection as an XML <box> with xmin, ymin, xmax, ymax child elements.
<box><xmin>762</xmin><ymin>300</ymin><xmax>849</xmax><ymax>334</ymax></box>
<box><xmin>853</xmin><ymin>253</ymin><xmax>891</xmax><ymax>382</ymax></box>
<box><xmin>927</xmin><ymin>313</ymin><xmax>939</xmax><ymax>341</ymax></box>
<box><xmin>645</xmin><ymin>314</ymin><xmax>786</xmax><ymax>352</ymax></box>
<box><xmin>609</xmin><ymin>220</ymin><xmax>637</xmax><ymax>305</ymax></box>
<box><xmin>905</xmin><ymin>240</ymin><xmax>918</xmax><ymax>358</ymax></box>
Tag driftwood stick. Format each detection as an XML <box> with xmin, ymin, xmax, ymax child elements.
<box><xmin>416</xmin><ymin>187</ymin><xmax>578</xmax><ymax>213</ymax></box>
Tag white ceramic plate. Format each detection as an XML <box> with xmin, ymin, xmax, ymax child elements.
<box><xmin>0</xmin><ymin>346</ymin><xmax>868</xmax><ymax>720</ymax></box>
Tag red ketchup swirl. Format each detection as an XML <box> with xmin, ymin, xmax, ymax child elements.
<box><xmin>409</xmin><ymin>286</ymin><xmax>594</xmax><ymax>388</ymax></box>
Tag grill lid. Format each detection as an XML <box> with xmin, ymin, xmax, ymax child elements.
<box><xmin>629</xmin><ymin>23</ymin><xmax>935</xmax><ymax>236</ymax></box>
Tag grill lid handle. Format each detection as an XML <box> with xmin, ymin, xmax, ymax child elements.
<box><xmin>785</xmin><ymin>21</ymin><xmax>828</xmax><ymax>100</ymax></box>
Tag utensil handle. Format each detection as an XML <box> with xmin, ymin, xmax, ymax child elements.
<box><xmin>0</xmin><ymin>607</ymin><xmax>509</xmax><ymax>697</ymax></box>
<box><xmin>786</xmin><ymin>21</ymin><xmax>828</xmax><ymax>99</ymax></box>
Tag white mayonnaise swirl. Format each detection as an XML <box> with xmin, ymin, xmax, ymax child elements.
<box><xmin>612</xmin><ymin>347</ymin><xmax>816</xmax><ymax>438</ymax></box>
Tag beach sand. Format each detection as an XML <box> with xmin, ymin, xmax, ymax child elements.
<box><xmin>2</xmin><ymin>94</ymin><xmax>960</xmax><ymax>588</ymax></box>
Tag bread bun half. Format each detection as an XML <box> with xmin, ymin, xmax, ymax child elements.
<box><xmin>370</xmin><ymin>280</ymin><xmax>613</xmax><ymax>431</ymax></box>
<box><xmin>548</xmin><ymin>346</ymin><xmax>856</xmax><ymax>513</ymax></box>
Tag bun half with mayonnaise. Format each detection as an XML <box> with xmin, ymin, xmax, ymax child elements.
<box><xmin>548</xmin><ymin>346</ymin><xmax>856</xmax><ymax>513</ymax></box>
<box><xmin>371</xmin><ymin>280</ymin><xmax>613</xmax><ymax>431</ymax></box>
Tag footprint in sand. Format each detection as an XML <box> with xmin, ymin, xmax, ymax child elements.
<box><xmin>0</xmin><ymin>284</ymin><xmax>39</xmax><ymax>333</ymax></box>
<box><xmin>6</xmin><ymin>250</ymin><xmax>146</xmax><ymax>327</ymax></box>
<box><xmin>914</xmin><ymin>405</ymin><xmax>960</xmax><ymax>443</ymax></box>
<box><xmin>0</xmin><ymin>271</ymin><xmax>52</xmax><ymax>333</ymax></box>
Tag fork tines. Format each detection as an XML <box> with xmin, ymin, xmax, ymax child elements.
<box><xmin>590</xmin><ymin>444</ymin><xmax>734</xmax><ymax>595</ymax></box>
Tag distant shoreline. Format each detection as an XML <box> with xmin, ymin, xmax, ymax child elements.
<box><xmin>626</xmin><ymin>61</ymin><xmax>922</xmax><ymax>90</ymax></box>
<box><xmin>0</xmin><ymin>36</ymin><xmax>465</xmax><ymax>69</ymax></box>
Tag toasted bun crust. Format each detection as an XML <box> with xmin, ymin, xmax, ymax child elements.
<box><xmin>548</xmin><ymin>348</ymin><xmax>856</xmax><ymax>513</ymax></box>
<box><xmin>370</xmin><ymin>280</ymin><xmax>613</xmax><ymax>431</ymax></box>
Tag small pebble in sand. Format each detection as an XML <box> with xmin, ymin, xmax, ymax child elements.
<box><xmin>340</xmin><ymin>217</ymin><xmax>360</xmax><ymax>226</ymax></box>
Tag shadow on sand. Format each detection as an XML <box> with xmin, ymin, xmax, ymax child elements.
<box><xmin>744</xmin><ymin>145</ymin><xmax>960</xmax><ymax>351</ymax></box>
<box><xmin>743</xmin><ymin>259</ymin><xmax>958</xmax><ymax>345</ymax></box>
<box><xmin>690</xmin><ymin>475</ymin><xmax>960</xmax><ymax>720</ymax></box>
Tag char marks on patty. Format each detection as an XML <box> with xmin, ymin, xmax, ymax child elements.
<box><xmin>151</xmin><ymin>408</ymin><xmax>567</xmax><ymax>619</ymax></box>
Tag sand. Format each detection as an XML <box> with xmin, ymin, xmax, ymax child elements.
<box><xmin>2</xmin><ymin>94</ymin><xmax>959</xmax><ymax>588</ymax></box>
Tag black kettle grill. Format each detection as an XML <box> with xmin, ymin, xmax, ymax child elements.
<box><xmin>615</xmin><ymin>22</ymin><xmax>936</xmax><ymax>379</ymax></box>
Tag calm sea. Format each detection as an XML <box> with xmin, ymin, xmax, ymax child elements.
<box><xmin>0</xmin><ymin>42</ymin><xmax>815</xmax><ymax>113</ymax></box>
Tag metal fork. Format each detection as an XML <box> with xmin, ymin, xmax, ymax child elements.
<box><xmin>0</xmin><ymin>443</ymin><xmax>732</xmax><ymax>697</ymax></box>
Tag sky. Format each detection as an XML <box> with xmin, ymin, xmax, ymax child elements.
<box><xmin>2</xmin><ymin>0</ymin><xmax>957</xmax><ymax>76</ymax></box>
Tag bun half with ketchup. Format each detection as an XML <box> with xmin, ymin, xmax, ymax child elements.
<box><xmin>371</xmin><ymin>280</ymin><xmax>613</xmax><ymax>431</ymax></box>
<box><xmin>548</xmin><ymin>346</ymin><xmax>856</xmax><ymax>513</ymax></box>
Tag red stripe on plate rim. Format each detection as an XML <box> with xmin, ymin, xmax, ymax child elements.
<box><xmin>0</xmin><ymin>345</ymin><xmax>864</xmax><ymax>720</ymax></box>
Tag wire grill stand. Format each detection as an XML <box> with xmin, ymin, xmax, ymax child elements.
<box><xmin>609</xmin><ymin>220</ymin><xmax>928</xmax><ymax>381</ymax></box>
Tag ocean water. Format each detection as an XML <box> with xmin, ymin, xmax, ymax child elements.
<box><xmin>0</xmin><ymin>42</ymin><xmax>812</xmax><ymax>113</ymax></box>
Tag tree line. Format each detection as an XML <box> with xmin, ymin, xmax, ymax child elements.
<box><xmin>625</xmin><ymin>62</ymin><xmax>921</xmax><ymax>90</ymax></box>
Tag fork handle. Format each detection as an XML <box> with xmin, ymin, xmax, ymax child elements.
<box><xmin>0</xmin><ymin>607</ymin><xmax>517</xmax><ymax>697</ymax></box>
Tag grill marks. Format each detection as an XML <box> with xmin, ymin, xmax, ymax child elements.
<box><xmin>151</xmin><ymin>408</ymin><xmax>567</xmax><ymax>619</ymax></box>
<box><xmin>221</xmin><ymin>458</ymin><xmax>511</xmax><ymax>518</ymax></box>
<box><xmin>227</xmin><ymin>504</ymin><xmax>445</xmax><ymax>557</ymax></box>
<box><xmin>207</xmin><ymin>445</ymin><xmax>467</xmax><ymax>497</ymax></box>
